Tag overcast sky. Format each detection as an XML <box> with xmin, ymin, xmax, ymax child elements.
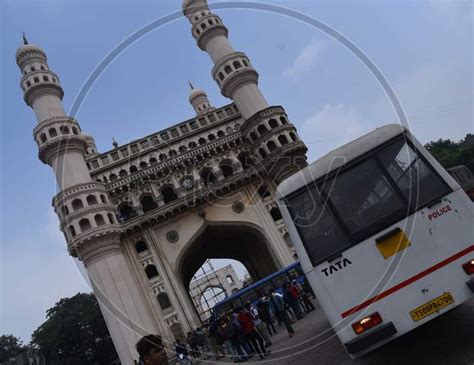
<box><xmin>1</xmin><ymin>0</ymin><xmax>472</xmax><ymax>342</ymax></box>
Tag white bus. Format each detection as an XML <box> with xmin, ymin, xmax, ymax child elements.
<box><xmin>276</xmin><ymin>124</ymin><xmax>474</xmax><ymax>358</ymax></box>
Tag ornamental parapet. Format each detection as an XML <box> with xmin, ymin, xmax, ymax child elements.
<box><xmin>242</xmin><ymin>106</ymin><xmax>286</xmax><ymax>133</ymax></box>
<box><xmin>211</xmin><ymin>52</ymin><xmax>258</xmax><ymax>98</ymax></box>
<box><xmin>33</xmin><ymin>116</ymin><xmax>87</xmax><ymax>164</ymax></box>
<box><xmin>191</xmin><ymin>14</ymin><xmax>229</xmax><ymax>50</ymax></box>
<box><xmin>104</xmin><ymin>132</ymin><xmax>244</xmax><ymax>192</ymax></box>
<box><xmin>253</xmin><ymin>124</ymin><xmax>296</xmax><ymax>145</ymax></box>
<box><xmin>52</xmin><ymin>182</ymin><xmax>123</xmax><ymax>258</ymax></box>
<box><xmin>261</xmin><ymin>141</ymin><xmax>308</xmax><ymax>185</ymax></box>
<box><xmin>16</xmin><ymin>48</ymin><xmax>47</xmax><ymax>68</ymax></box>
<box><xmin>23</xmin><ymin>82</ymin><xmax>64</xmax><ymax>107</ymax></box>
<box><xmin>71</xmin><ymin>230</ymin><xmax>123</xmax><ymax>266</ymax></box>
<box><xmin>86</xmin><ymin>102</ymin><xmax>240</xmax><ymax>174</ymax></box>
<box><xmin>121</xmin><ymin>167</ymin><xmax>263</xmax><ymax>235</ymax></box>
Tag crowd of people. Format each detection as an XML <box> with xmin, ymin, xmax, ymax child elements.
<box><xmin>166</xmin><ymin>279</ymin><xmax>315</xmax><ymax>364</ymax></box>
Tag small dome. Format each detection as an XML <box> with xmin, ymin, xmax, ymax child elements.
<box><xmin>15</xmin><ymin>43</ymin><xmax>47</xmax><ymax>65</ymax></box>
<box><xmin>189</xmin><ymin>87</ymin><xmax>206</xmax><ymax>102</ymax></box>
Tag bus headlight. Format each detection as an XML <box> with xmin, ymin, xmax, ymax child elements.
<box><xmin>351</xmin><ymin>312</ymin><xmax>383</xmax><ymax>335</ymax></box>
<box><xmin>462</xmin><ymin>259</ymin><xmax>474</xmax><ymax>274</ymax></box>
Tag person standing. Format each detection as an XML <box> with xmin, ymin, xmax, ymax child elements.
<box><xmin>284</xmin><ymin>283</ymin><xmax>304</xmax><ymax>319</ymax></box>
<box><xmin>236</xmin><ymin>307</ymin><xmax>270</xmax><ymax>360</ymax></box>
<box><xmin>272</xmin><ymin>291</ymin><xmax>295</xmax><ymax>337</ymax></box>
<box><xmin>217</xmin><ymin>316</ymin><xmax>248</xmax><ymax>362</ymax></box>
<box><xmin>295</xmin><ymin>280</ymin><xmax>315</xmax><ymax>312</ymax></box>
<box><xmin>246</xmin><ymin>301</ymin><xmax>272</xmax><ymax>346</ymax></box>
<box><xmin>257</xmin><ymin>296</ymin><xmax>277</xmax><ymax>335</ymax></box>
<box><xmin>207</xmin><ymin>317</ymin><xmax>224</xmax><ymax>360</ymax></box>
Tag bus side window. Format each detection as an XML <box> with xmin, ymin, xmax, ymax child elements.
<box><xmin>378</xmin><ymin>140</ymin><xmax>450</xmax><ymax>208</ymax></box>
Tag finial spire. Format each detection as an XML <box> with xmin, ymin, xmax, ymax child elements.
<box><xmin>112</xmin><ymin>137</ymin><xmax>118</xmax><ymax>148</ymax></box>
<box><xmin>188</xmin><ymin>81</ymin><xmax>194</xmax><ymax>90</ymax></box>
<box><xmin>22</xmin><ymin>32</ymin><xmax>29</xmax><ymax>45</ymax></box>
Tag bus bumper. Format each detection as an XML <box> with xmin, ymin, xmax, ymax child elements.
<box><xmin>344</xmin><ymin>322</ymin><xmax>397</xmax><ymax>354</ymax></box>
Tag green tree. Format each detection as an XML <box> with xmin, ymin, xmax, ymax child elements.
<box><xmin>0</xmin><ymin>335</ymin><xmax>27</xmax><ymax>362</ymax></box>
<box><xmin>425</xmin><ymin>134</ymin><xmax>474</xmax><ymax>172</ymax></box>
<box><xmin>31</xmin><ymin>293</ymin><xmax>117</xmax><ymax>364</ymax></box>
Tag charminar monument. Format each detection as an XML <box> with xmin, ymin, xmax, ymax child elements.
<box><xmin>16</xmin><ymin>0</ymin><xmax>308</xmax><ymax>362</ymax></box>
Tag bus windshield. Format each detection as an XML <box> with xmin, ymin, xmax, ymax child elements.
<box><xmin>284</xmin><ymin>136</ymin><xmax>451</xmax><ymax>266</ymax></box>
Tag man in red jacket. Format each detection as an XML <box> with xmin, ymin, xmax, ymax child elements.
<box><xmin>236</xmin><ymin>307</ymin><xmax>269</xmax><ymax>360</ymax></box>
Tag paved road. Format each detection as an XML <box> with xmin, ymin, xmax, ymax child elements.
<box><xmin>197</xmin><ymin>297</ymin><xmax>474</xmax><ymax>365</ymax></box>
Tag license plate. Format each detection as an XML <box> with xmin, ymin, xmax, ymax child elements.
<box><xmin>409</xmin><ymin>292</ymin><xmax>454</xmax><ymax>322</ymax></box>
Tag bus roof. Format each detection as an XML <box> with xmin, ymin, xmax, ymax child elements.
<box><xmin>277</xmin><ymin>123</ymin><xmax>408</xmax><ymax>199</ymax></box>
<box><xmin>214</xmin><ymin>261</ymin><xmax>301</xmax><ymax>310</ymax></box>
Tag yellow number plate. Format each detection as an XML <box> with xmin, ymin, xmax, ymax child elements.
<box><xmin>409</xmin><ymin>292</ymin><xmax>454</xmax><ymax>322</ymax></box>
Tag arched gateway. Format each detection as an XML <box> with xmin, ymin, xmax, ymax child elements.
<box><xmin>16</xmin><ymin>1</ymin><xmax>307</xmax><ymax>363</ymax></box>
<box><xmin>179</xmin><ymin>223</ymin><xmax>280</xmax><ymax>289</ymax></box>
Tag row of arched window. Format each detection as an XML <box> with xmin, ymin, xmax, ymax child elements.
<box><xmin>23</xmin><ymin>64</ymin><xmax>48</xmax><ymax>74</ymax></box>
<box><xmin>23</xmin><ymin>74</ymin><xmax>58</xmax><ymax>90</ymax></box>
<box><xmin>96</xmin><ymin>130</ymin><xmax>232</xmax><ymax>183</ymax></box>
<box><xmin>196</xmin><ymin>103</ymin><xmax>211</xmax><ymax>113</ymax></box>
<box><xmin>249</xmin><ymin>116</ymin><xmax>288</xmax><ymax>142</ymax></box>
<box><xmin>68</xmin><ymin>212</ymin><xmax>115</xmax><ymax>238</ymax></box>
<box><xmin>61</xmin><ymin>193</ymin><xmax>108</xmax><ymax>217</ymax></box>
<box><xmin>194</xmin><ymin>15</ymin><xmax>221</xmax><ymax>36</ymax></box>
<box><xmin>118</xmin><ymin>187</ymin><xmax>179</xmax><ymax>221</ymax></box>
<box><xmin>39</xmin><ymin>125</ymin><xmax>79</xmax><ymax>144</ymax></box>
<box><xmin>217</xmin><ymin>58</ymin><xmax>250</xmax><ymax>83</ymax></box>
<box><xmin>133</xmin><ymin>240</ymin><xmax>173</xmax><ymax>309</ymax></box>
<box><xmin>257</xmin><ymin>132</ymin><xmax>298</xmax><ymax>159</ymax></box>
<box><xmin>116</xmin><ymin>158</ymin><xmax>248</xmax><ymax>221</ymax></box>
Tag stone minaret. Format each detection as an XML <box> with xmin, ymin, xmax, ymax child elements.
<box><xmin>183</xmin><ymin>0</ymin><xmax>308</xmax><ymax>184</ymax></box>
<box><xmin>188</xmin><ymin>82</ymin><xmax>215</xmax><ymax>116</ymax></box>
<box><xmin>16</xmin><ymin>36</ymin><xmax>158</xmax><ymax>364</ymax></box>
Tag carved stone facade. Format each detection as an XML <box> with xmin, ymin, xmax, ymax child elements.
<box><xmin>16</xmin><ymin>1</ymin><xmax>308</xmax><ymax>363</ymax></box>
<box><xmin>189</xmin><ymin>264</ymin><xmax>243</xmax><ymax>322</ymax></box>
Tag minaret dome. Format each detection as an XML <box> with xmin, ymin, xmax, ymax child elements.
<box><xmin>182</xmin><ymin>0</ymin><xmax>208</xmax><ymax>18</ymax></box>
<box><xmin>188</xmin><ymin>82</ymin><xmax>215</xmax><ymax>116</ymax></box>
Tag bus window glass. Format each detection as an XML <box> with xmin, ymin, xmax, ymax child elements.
<box><xmin>378</xmin><ymin>140</ymin><xmax>450</xmax><ymax>208</ymax></box>
<box><xmin>323</xmin><ymin>158</ymin><xmax>405</xmax><ymax>240</ymax></box>
<box><xmin>287</xmin><ymin>186</ymin><xmax>351</xmax><ymax>265</ymax></box>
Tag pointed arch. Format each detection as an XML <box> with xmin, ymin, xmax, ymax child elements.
<box><xmin>135</xmin><ymin>241</ymin><xmax>148</xmax><ymax>254</ymax></box>
<box><xmin>145</xmin><ymin>265</ymin><xmax>159</xmax><ymax>280</ymax></box>
<box><xmin>79</xmin><ymin>218</ymin><xmax>91</xmax><ymax>232</ymax></box>
<box><xmin>71</xmin><ymin>198</ymin><xmax>84</xmax><ymax>211</ymax></box>
<box><xmin>141</xmin><ymin>195</ymin><xmax>158</xmax><ymax>213</ymax></box>
<box><xmin>157</xmin><ymin>292</ymin><xmax>172</xmax><ymax>310</ymax></box>
<box><xmin>267</xmin><ymin>140</ymin><xmax>277</xmax><ymax>152</ymax></box>
<box><xmin>118</xmin><ymin>202</ymin><xmax>134</xmax><ymax>221</ymax></box>
<box><xmin>269</xmin><ymin>118</ymin><xmax>278</xmax><ymax>129</ymax></box>
<box><xmin>257</xmin><ymin>124</ymin><xmax>268</xmax><ymax>135</ymax></box>
<box><xmin>270</xmin><ymin>207</ymin><xmax>283</xmax><ymax>222</ymax></box>
<box><xmin>86</xmin><ymin>195</ymin><xmax>98</xmax><ymax>205</ymax></box>
<box><xmin>94</xmin><ymin>214</ymin><xmax>105</xmax><ymax>226</ymax></box>
<box><xmin>278</xmin><ymin>134</ymin><xmax>289</xmax><ymax>146</ymax></box>
<box><xmin>200</xmin><ymin>167</ymin><xmax>217</xmax><ymax>186</ymax></box>
<box><xmin>219</xmin><ymin>159</ymin><xmax>234</xmax><ymax>178</ymax></box>
<box><xmin>161</xmin><ymin>186</ymin><xmax>178</xmax><ymax>204</ymax></box>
